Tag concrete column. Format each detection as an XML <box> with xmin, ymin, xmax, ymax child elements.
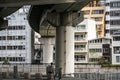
<box><xmin>65</xmin><ymin>26</ymin><xmax>74</xmax><ymax>75</ymax></box>
<box><xmin>56</xmin><ymin>26</ymin><xmax>66</xmax><ymax>73</ymax></box>
<box><xmin>56</xmin><ymin>12</ymin><xmax>75</xmax><ymax>75</ymax></box>
<box><xmin>40</xmin><ymin>38</ymin><xmax>55</xmax><ymax>63</ymax></box>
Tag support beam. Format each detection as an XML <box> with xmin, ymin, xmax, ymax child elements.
<box><xmin>56</xmin><ymin>26</ymin><xmax>74</xmax><ymax>75</ymax></box>
<box><xmin>40</xmin><ymin>38</ymin><xmax>55</xmax><ymax>63</ymax></box>
<box><xmin>0</xmin><ymin>0</ymin><xmax>90</xmax><ymax>7</ymax></box>
<box><xmin>55</xmin><ymin>12</ymin><xmax>75</xmax><ymax>75</ymax></box>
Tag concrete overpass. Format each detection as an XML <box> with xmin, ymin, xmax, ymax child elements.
<box><xmin>0</xmin><ymin>0</ymin><xmax>97</xmax><ymax>75</ymax></box>
<box><xmin>0</xmin><ymin>0</ymin><xmax>93</xmax><ymax>7</ymax></box>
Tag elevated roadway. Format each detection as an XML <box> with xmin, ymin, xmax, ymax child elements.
<box><xmin>0</xmin><ymin>0</ymin><xmax>98</xmax><ymax>75</ymax></box>
<box><xmin>0</xmin><ymin>0</ymin><xmax>92</xmax><ymax>7</ymax></box>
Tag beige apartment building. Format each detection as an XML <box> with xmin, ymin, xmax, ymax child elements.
<box><xmin>82</xmin><ymin>0</ymin><xmax>106</xmax><ymax>38</ymax></box>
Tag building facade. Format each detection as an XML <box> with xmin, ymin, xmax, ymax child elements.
<box><xmin>74</xmin><ymin>19</ymin><xmax>96</xmax><ymax>64</ymax></box>
<box><xmin>0</xmin><ymin>6</ymin><xmax>34</xmax><ymax>64</ymax></box>
<box><xmin>82</xmin><ymin>0</ymin><xmax>106</xmax><ymax>38</ymax></box>
<box><xmin>105</xmin><ymin>0</ymin><xmax>120</xmax><ymax>64</ymax></box>
<box><xmin>88</xmin><ymin>38</ymin><xmax>111</xmax><ymax>63</ymax></box>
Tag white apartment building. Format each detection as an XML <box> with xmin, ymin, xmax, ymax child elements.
<box><xmin>0</xmin><ymin>6</ymin><xmax>34</xmax><ymax>64</ymax></box>
<box><xmin>88</xmin><ymin>38</ymin><xmax>111</xmax><ymax>63</ymax></box>
<box><xmin>74</xmin><ymin>19</ymin><xmax>96</xmax><ymax>63</ymax></box>
<box><xmin>105</xmin><ymin>0</ymin><xmax>120</xmax><ymax>64</ymax></box>
<box><xmin>112</xmin><ymin>36</ymin><xmax>120</xmax><ymax>64</ymax></box>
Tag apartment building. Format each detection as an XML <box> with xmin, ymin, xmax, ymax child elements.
<box><xmin>0</xmin><ymin>6</ymin><xmax>34</xmax><ymax>64</ymax></box>
<box><xmin>74</xmin><ymin>19</ymin><xmax>96</xmax><ymax>64</ymax></box>
<box><xmin>88</xmin><ymin>38</ymin><xmax>111</xmax><ymax>63</ymax></box>
<box><xmin>105</xmin><ymin>0</ymin><xmax>120</xmax><ymax>64</ymax></box>
<box><xmin>82</xmin><ymin>0</ymin><xmax>106</xmax><ymax>38</ymax></box>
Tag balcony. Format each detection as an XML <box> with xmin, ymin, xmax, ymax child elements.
<box><xmin>75</xmin><ymin>29</ymin><xmax>87</xmax><ymax>33</ymax></box>
<box><xmin>75</xmin><ymin>48</ymin><xmax>87</xmax><ymax>53</ymax></box>
<box><xmin>74</xmin><ymin>58</ymin><xmax>87</xmax><ymax>63</ymax></box>
<box><xmin>74</xmin><ymin>38</ymin><xmax>87</xmax><ymax>42</ymax></box>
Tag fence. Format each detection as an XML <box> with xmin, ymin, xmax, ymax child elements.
<box><xmin>0</xmin><ymin>64</ymin><xmax>120</xmax><ymax>80</ymax></box>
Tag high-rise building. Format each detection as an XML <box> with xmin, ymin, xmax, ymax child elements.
<box><xmin>105</xmin><ymin>0</ymin><xmax>120</xmax><ymax>64</ymax></box>
<box><xmin>0</xmin><ymin>6</ymin><xmax>34</xmax><ymax>64</ymax></box>
<box><xmin>82</xmin><ymin>0</ymin><xmax>106</xmax><ymax>38</ymax></box>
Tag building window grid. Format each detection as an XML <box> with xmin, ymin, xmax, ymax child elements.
<box><xmin>89</xmin><ymin>48</ymin><xmax>102</xmax><ymax>53</ymax></box>
<box><xmin>89</xmin><ymin>39</ymin><xmax>102</xmax><ymax>43</ymax></box>
<box><xmin>93</xmin><ymin>17</ymin><xmax>102</xmax><ymax>21</ymax></box>
<box><xmin>0</xmin><ymin>45</ymin><xmax>25</xmax><ymax>50</ymax></box>
<box><xmin>92</xmin><ymin>10</ymin><xmax>104</xmax><ymax>14</ymax></box>
<box><xmin>7</xmin><ymin>25</ymin><xmax>26</xmax><ymax>30</ymax></box>
<box><xmin>0</xmin><ymin>36</ymin><xmax>26</xmax><ymax>40</ymax></box>
<box><xmin>110</xmin><ymin>10</ymin><xmax>120</xmax><ymax>16</ymax></box>
<box><xmin>0</xmin><ymin>57</ymin><xmax>25</xmax><ymax>62</ymax></box>
<box><xmin>110</xmin><ymin>2</ymin><xmax>120</xmax><ymax>8</ymax></box>
<box><xmin>110</xmin><ymin>20</ymin><xmax>120</xmax><ymax>25</ymax></box>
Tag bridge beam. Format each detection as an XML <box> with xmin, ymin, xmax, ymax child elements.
<box><xmin>0</xmin><ymin>0</ymin><xmax>92</xmax><ymax>7</ymax></box>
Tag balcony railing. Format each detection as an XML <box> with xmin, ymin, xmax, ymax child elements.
<box><xmin>75</xmin><ymin>48</ymin><xmax>86</xmax><ymax>52</ymax></box>
<box><xmin>74</xmin><ymin>38</ymin><xmax>86</xmax><ymax>41</ymax></box>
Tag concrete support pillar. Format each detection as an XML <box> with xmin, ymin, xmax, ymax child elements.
<box><xmin>40</xmin><ymin>38</ymin><xmax>55</xmax><ymax>63</ymax></box>
<box><xmin>56</xmin><ymin>12</ymin><xmax>74</xmax><ymax>75</ymax></box>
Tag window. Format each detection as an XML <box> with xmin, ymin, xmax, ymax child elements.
<box><xmin>80</xmin><ymin>25</ymin><xmax>86</xmax><ymax>29</ymax></box>
<box><xmin>8</xmin><ymin>25</ymin><xmax>26</xmax><ymax>30</ymax></box>
<box><xmin>74</xmin><ymin>34</ymin><xmax>85</xmax><ymax>41</ymax></box>
<box><xmin>110</xmin><ymin>2</ymin><xmax>120</xmax><ymax>8</ymax></box>
<box><xmin>89</xmin><ymin>58</ymin><xmax>99</xmax><ymax>62</ymax></box>
<box><xmin>94</xmin><ymin>17</ymin><xmax>102</xmax><ymax>21</ymax></box>
<box><xmin>75</xmin><ymin>45</ymin><xmax>86</xmax><ymax>51</ymax></box>
<box><xmin>96</xmin><ymin>24</ymin><xmax>102</xmax><ymax>30</ymax></box>
<box><xmin>92</xmin><ymin>10</ymin><xmax>104</xmax><ymax>14</ymax></box>
<box><xmin>110</xmin><ymin>20</ymin><xmax>120</xmax><ymax>25</ymax></box>
<box><xmin>106</xmin><ymin>12</ymin><xmax>109</xmax><ymax>15</ymax></box>
<box><xmin>0</xmin><ymin>45</ymin><xmax>26</xmax><ymax>50</ymax></box>
<box><xmin>103</xmin><ymin>48</ymin><xmax>109</xmax><ymax>53</ymax></box>
<box><xmin>89</xmin><ymin>48</ymin><xmax>102</xmax><ymax>53</ymax></box>
<box><xmin>113</xmin><ymin>36</ymin><xmax>120</xmax><ymax>41</ymax></box>
<box><xmin>0</xmin><ymin>57</ymin><xmax>26</xmax><ymax>62</ymax></box>
<box><xmin>116</xmin><ymin>56</ymin><xmax>120</xmax><ymax>62</ymax></box>
<box><xmin>75</xmin><ymin>25</ymin><xmax>86</xmax><ymax>30</ymax></box>
<box><xmin>110</xmin><ymin>29</ymin><xmax>120</xmax><ymax>35</ymax></box>
<box><xmin>110</xmin><ymin>10</ymin><xmax>120</xmax><ymax>16</ymax></box>
<box><xmin>83</xmin><ymin>10</ymin><xmax>90</xmax><ymax>15</ymax></box>
<box><xmin>114</xmin><ymin>47</ymin><xmax>120</xmax><ymax>54</ymax></box>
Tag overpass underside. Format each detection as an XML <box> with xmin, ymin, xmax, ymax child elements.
<box><xmin>0</xmin><ymin>0</ymin><xmax>96</xmax><ymax>75</ymax></box>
